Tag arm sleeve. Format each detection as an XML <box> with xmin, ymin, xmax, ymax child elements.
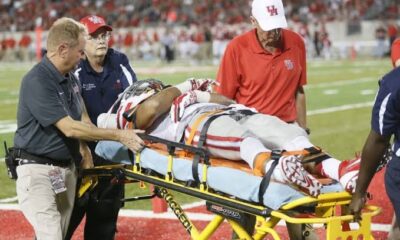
<box><xmin>371</xmin><ymin>80</ymin><xmax>400</xmax><ymax>137</ymax></box>
<box><xmin>120</xmin><ymin>54</ymin><xmax>137</xmax><ymax>89</ymax></box>
<box><xmin>215</xmin><ymin>43</ymin><xmax>240</xmax><ymax>99</ymax></box>
<box><xmin>24</xmin><ymin>76</ymin><xmax>67</xmax><ymax>128</ymax></box>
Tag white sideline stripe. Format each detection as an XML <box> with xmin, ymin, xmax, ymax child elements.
<box><xmin>0</xmin><ymin>203</ymin><xmax>20</xmax><ymax>210</ymax></box>
<box><xmin>181</xmin><ymin>200</ymin><xmax>206</xmax><ymax>209</ymax></box>
<box><xmin>305</xmin><ymin>77</ymin><xmax>376</xmax><ymax>89</ymax></box>
<box><xmin>0</xmin><ymin>203</ymin><xmax>391</xmax><ymax>232</ymax></box>
<box><xmin>308</xmin><ymin>102</ymin><xmax>374</xmax><ymax>116</ymax></box>
<box><xmin>0</xmin><ymin>196</ymin><xmax>17</xmax><ymax>203</ymax></box>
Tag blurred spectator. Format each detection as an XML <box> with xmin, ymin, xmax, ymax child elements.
<box><xmin>375</xmin><ymin>25</ymin><xmax>388</xmax><ymax>58</ymax></box>
<box><xmin>123</xmin><ymin>30</ymin><xmax>135</xmax><ymax>61</ymax></box>
<box><xmin>0</xmin><ymin>36</ymin><xmax>5</xmax><ymax>60</ymax></box>
<box><xmin>160</xmin><ymin>27</ymin><xmax>176</xmax><ymax>63</ymax></box>
<box><xmin>18</xmin><ymin>32</ymin><xmax>32</xmax><ymax>61</ymax></box>
<box><xmin>108</xmin><ymin>34</ymin><xmax>115</xmax><ymax>48</ymax></box>
<box><xmin>198</xmin><ymin>24</ymin><xmax>213</xmax><ymax>63</ymax></box>
<box><xmin>313</xmin><ymin>24</ymin><xmax>322</xmax><ymax>58</ymax></box>
<box><xmin>388</xmin><ymin>21</ymin><xmax>399</xmax><ymax>53</ymax></box>
<box><xmin>3</xmin><ymin>34</ymin><xmax>16</xmax><ymax>61</ymax></box>
<box><xmin>177</xmin><ymin>29</ymin><xmax>191</xmax><ymax>60</ymax></box>
<box><xmin>297</xmin><ymin>22</ymin><xmax>313</xmax><ymax>59</ymax></box>
<box><xmin>321</xmin><ymin>32</ymin><xmax>332</xmax><ymax>60</ymax></box>
<box><xmin>212</xmin><ymin>22</ymin><xmax>229</xmax><ymax>65</ymax></box>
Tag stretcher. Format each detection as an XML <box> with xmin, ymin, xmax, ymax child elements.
<box><xmin>80</xmin><ymin>134</ymin><xmax>381</xmax><ymax>240</ymax></box>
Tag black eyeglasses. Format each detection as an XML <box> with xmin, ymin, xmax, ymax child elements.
<box><xmin>87</xmin><ymin>32</ymin><xmax>111</xmax><ymax>43</ymax></box>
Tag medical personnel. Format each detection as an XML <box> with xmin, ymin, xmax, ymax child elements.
<box><xmin>65</xmin><ymin>15</ymin><xmax>137</xmax><ymax>240</ymax></box>
<box><xmin>349</xmin><ymin>63</ymin><xmax>400</xmax><ymax>233</ymax></box>
<box><xmin>216</xmin><ymin>0</ymin><xmax>308</xmax><ymax>132</ymax></box>
<box><xmin>14</xmin><ymin>17</ymin><xmax>143</xmax><ymax>240</ymax></box>
<box><xmin>215</xmin><ymin>0</ymin><xmax>310</xmax><ymax>237</ymax></box>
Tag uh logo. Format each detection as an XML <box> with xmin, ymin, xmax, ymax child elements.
<box><xmin>266</xmin><ymin>5</ymin><xmax>278</xmax><ymax>16</ymax></box>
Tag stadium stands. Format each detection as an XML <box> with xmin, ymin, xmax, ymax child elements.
<box><xmin>0</xmin><ymin>0</ymin><xmax>398</xmax><ymax>62</ymax></box>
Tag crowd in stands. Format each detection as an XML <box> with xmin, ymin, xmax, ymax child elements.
<box><xmin>0</xmin><ymin>0</ymin><xmax>399</xmax><ymax>63</ymax></box>
<box><xmin>0</xmin><ymin>0</ymin><xmax>397</xmax><ymax>32</ymax></box>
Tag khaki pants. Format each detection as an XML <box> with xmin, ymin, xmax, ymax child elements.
<box><xmin>16</xmin><ymin>163</ymin><xmax>77</xmax><ymax>240</ymax></box>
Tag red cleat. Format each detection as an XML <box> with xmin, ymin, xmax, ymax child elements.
<box><xmin>339</xmin><ymin>156</ymin><xmax>361</xmax><ymax>193</ymax></box>
<box><xmin>279</xmin><ymin>155</ymin><xmax>322</xmax><ymax>197</ymax></box>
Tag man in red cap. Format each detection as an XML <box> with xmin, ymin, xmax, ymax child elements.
<box><xmin>65</xmin><ymin>15</ymin><xmax>138</xmax><ymax>240</ymax></box>
<box><xmin>215</xmin><ymin>0</ymin><xmax>316</xmax><ymax>238</ymax></box>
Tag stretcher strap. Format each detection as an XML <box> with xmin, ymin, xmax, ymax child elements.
<box><xmin>281</xmin><ymin>146</ymin><xmax>322</xmax><ymax>156</ymax></box>
<box><xmin>185</xmin><ymin>109</ymin><xmax>225</xmax><ymax>145</ymax></box>
<box><xmin>128</xmin><ymin>149</ymin><xmax>135</xmax><ymax>165</ymax></box>
<box><xmin>258</xmin><ymin>159</ymin><xmax>278</xmax><ymax>204</ymax></box>
<box><xmin>302</xmin><ymin>153</ymin><xmax>331</xmax><ymax>164</ymax></box>
<box><xmin>282</xmin><ymin>146</ymin><xmax>331</xmax><ymax>165</ymax></box>
<box><xmin>192</xmin><ymin>113</ymin><xmax>230</xmax><ymax>184</ymax></box>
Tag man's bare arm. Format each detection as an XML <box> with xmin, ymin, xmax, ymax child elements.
<box><xmin>296</xmin><ymin>86</ymin><xmax>307</xmax><ymax>129</ymax></box>
<box><xmin>349</xmin><ymin>130</ymin><xmax>390</xmax><ymax>221</ymax></box>
<box><xmin>135</xmin><ymin>87</ymin><xmax>235</xmax><ymax>130</ymax></box>
<box><xmin>209</xmin><ymin>92</ymin><xmax>236</xmax><ymax>105</ymax></box>
<box><xmin>135</xmin><ymin>87</ymin><xmax>182</xmax><ymax>129</ymax></box>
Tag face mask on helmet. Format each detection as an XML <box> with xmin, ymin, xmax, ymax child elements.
<box><xmin>116</xmin><ymin>79</ymin><xmax>166</xmax><ymax>129</ymax></box>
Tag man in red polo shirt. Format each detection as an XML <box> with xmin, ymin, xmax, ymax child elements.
<box><xmin>216</xmin><ymin>0</ymin><xmax>307</xmax><ymax>131</ymax></box>
<box><xmin>216</xmin><ymin>0</ymin><xmax>312</xmax><ymax>238</ymax></box>
<box><xmin>391</xmin><ymin>38</ymin><xmax>400</xmax><ymax>67</ymax></box>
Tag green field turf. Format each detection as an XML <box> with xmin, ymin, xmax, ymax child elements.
<box><xmin>0</xmin><ymin>58</ymin><xmax>393</xmax><ymax>209</ymax></box>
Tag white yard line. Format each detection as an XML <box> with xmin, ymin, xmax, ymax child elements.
<box><xmin>0</xmin><ymin>196</ymin><xmax>17</xmax><ymax>203</ymax></box>
<box><xmin>308</xmin><ymin>102</ymin><xmax>374</xmax><ymax>116</ymax></box>
<box><xmin>306</xmin><ymin>77</ymin><xmax>376</xmax><ymax>89</ymax></box>
<box><xmin>0</xmin><ymin>120</ymin><xmax>17</xmax><ymax>134</ymax></box>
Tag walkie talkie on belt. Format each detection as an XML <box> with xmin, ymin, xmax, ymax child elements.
<box><xmin>4</xmin><ymin>141</ymin><xmax>18</xmax><ymax>180</ymax></box>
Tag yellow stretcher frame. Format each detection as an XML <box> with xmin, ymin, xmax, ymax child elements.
<box><xmin>81</xmin><ymin>162</ymin><xmax>380</xmax><ymax>240</ymax></box>
<box><xmin>80</xmin><ymin>134</ymin><xmax>380</xmax><ymax>240</ymax></box>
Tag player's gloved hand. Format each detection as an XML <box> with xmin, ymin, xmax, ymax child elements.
<box><xmin>175</xmin><ymin>78</ymin><xmax>217</xmax><ymax>94</ymax></box>
<box><xmin>194</xmin><ymin>78</ymin><xmax>217</xmax><ymax>92</ymax></box>
<box><xmin>170</xmin><ymin>91</ymin><xmax>198</xmax><ymax>123</ymax></box>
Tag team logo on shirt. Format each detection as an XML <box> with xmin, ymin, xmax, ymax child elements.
<box><xmin>82</xmin><ymin>83</ymin><xmax>96</xmax><ymax>91</ymax></box>
<box><xmin>266</xmin><ymin>5</ymin><xmax>278</xmax><ymax>16</ymax></box>
<box><xmin>114</xmin><ymin>79</ymin><xmax>122</xmax><ymax>90</ymax></box>
<box><xmin>284</xmin><ymin>59</ymin><xmax>294</xmax><ymax>70</ymax></box>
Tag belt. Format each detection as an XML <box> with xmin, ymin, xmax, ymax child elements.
<box><xmin>17</xmin><ymin>151</ymin><xmax>72</xmax><ymax>168</ymax></box>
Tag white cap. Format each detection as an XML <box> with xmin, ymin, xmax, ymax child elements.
<box><xmin>251</xmin><ymin>0</ymin><xmax>287</xmax><ymax>31</ymax></box>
